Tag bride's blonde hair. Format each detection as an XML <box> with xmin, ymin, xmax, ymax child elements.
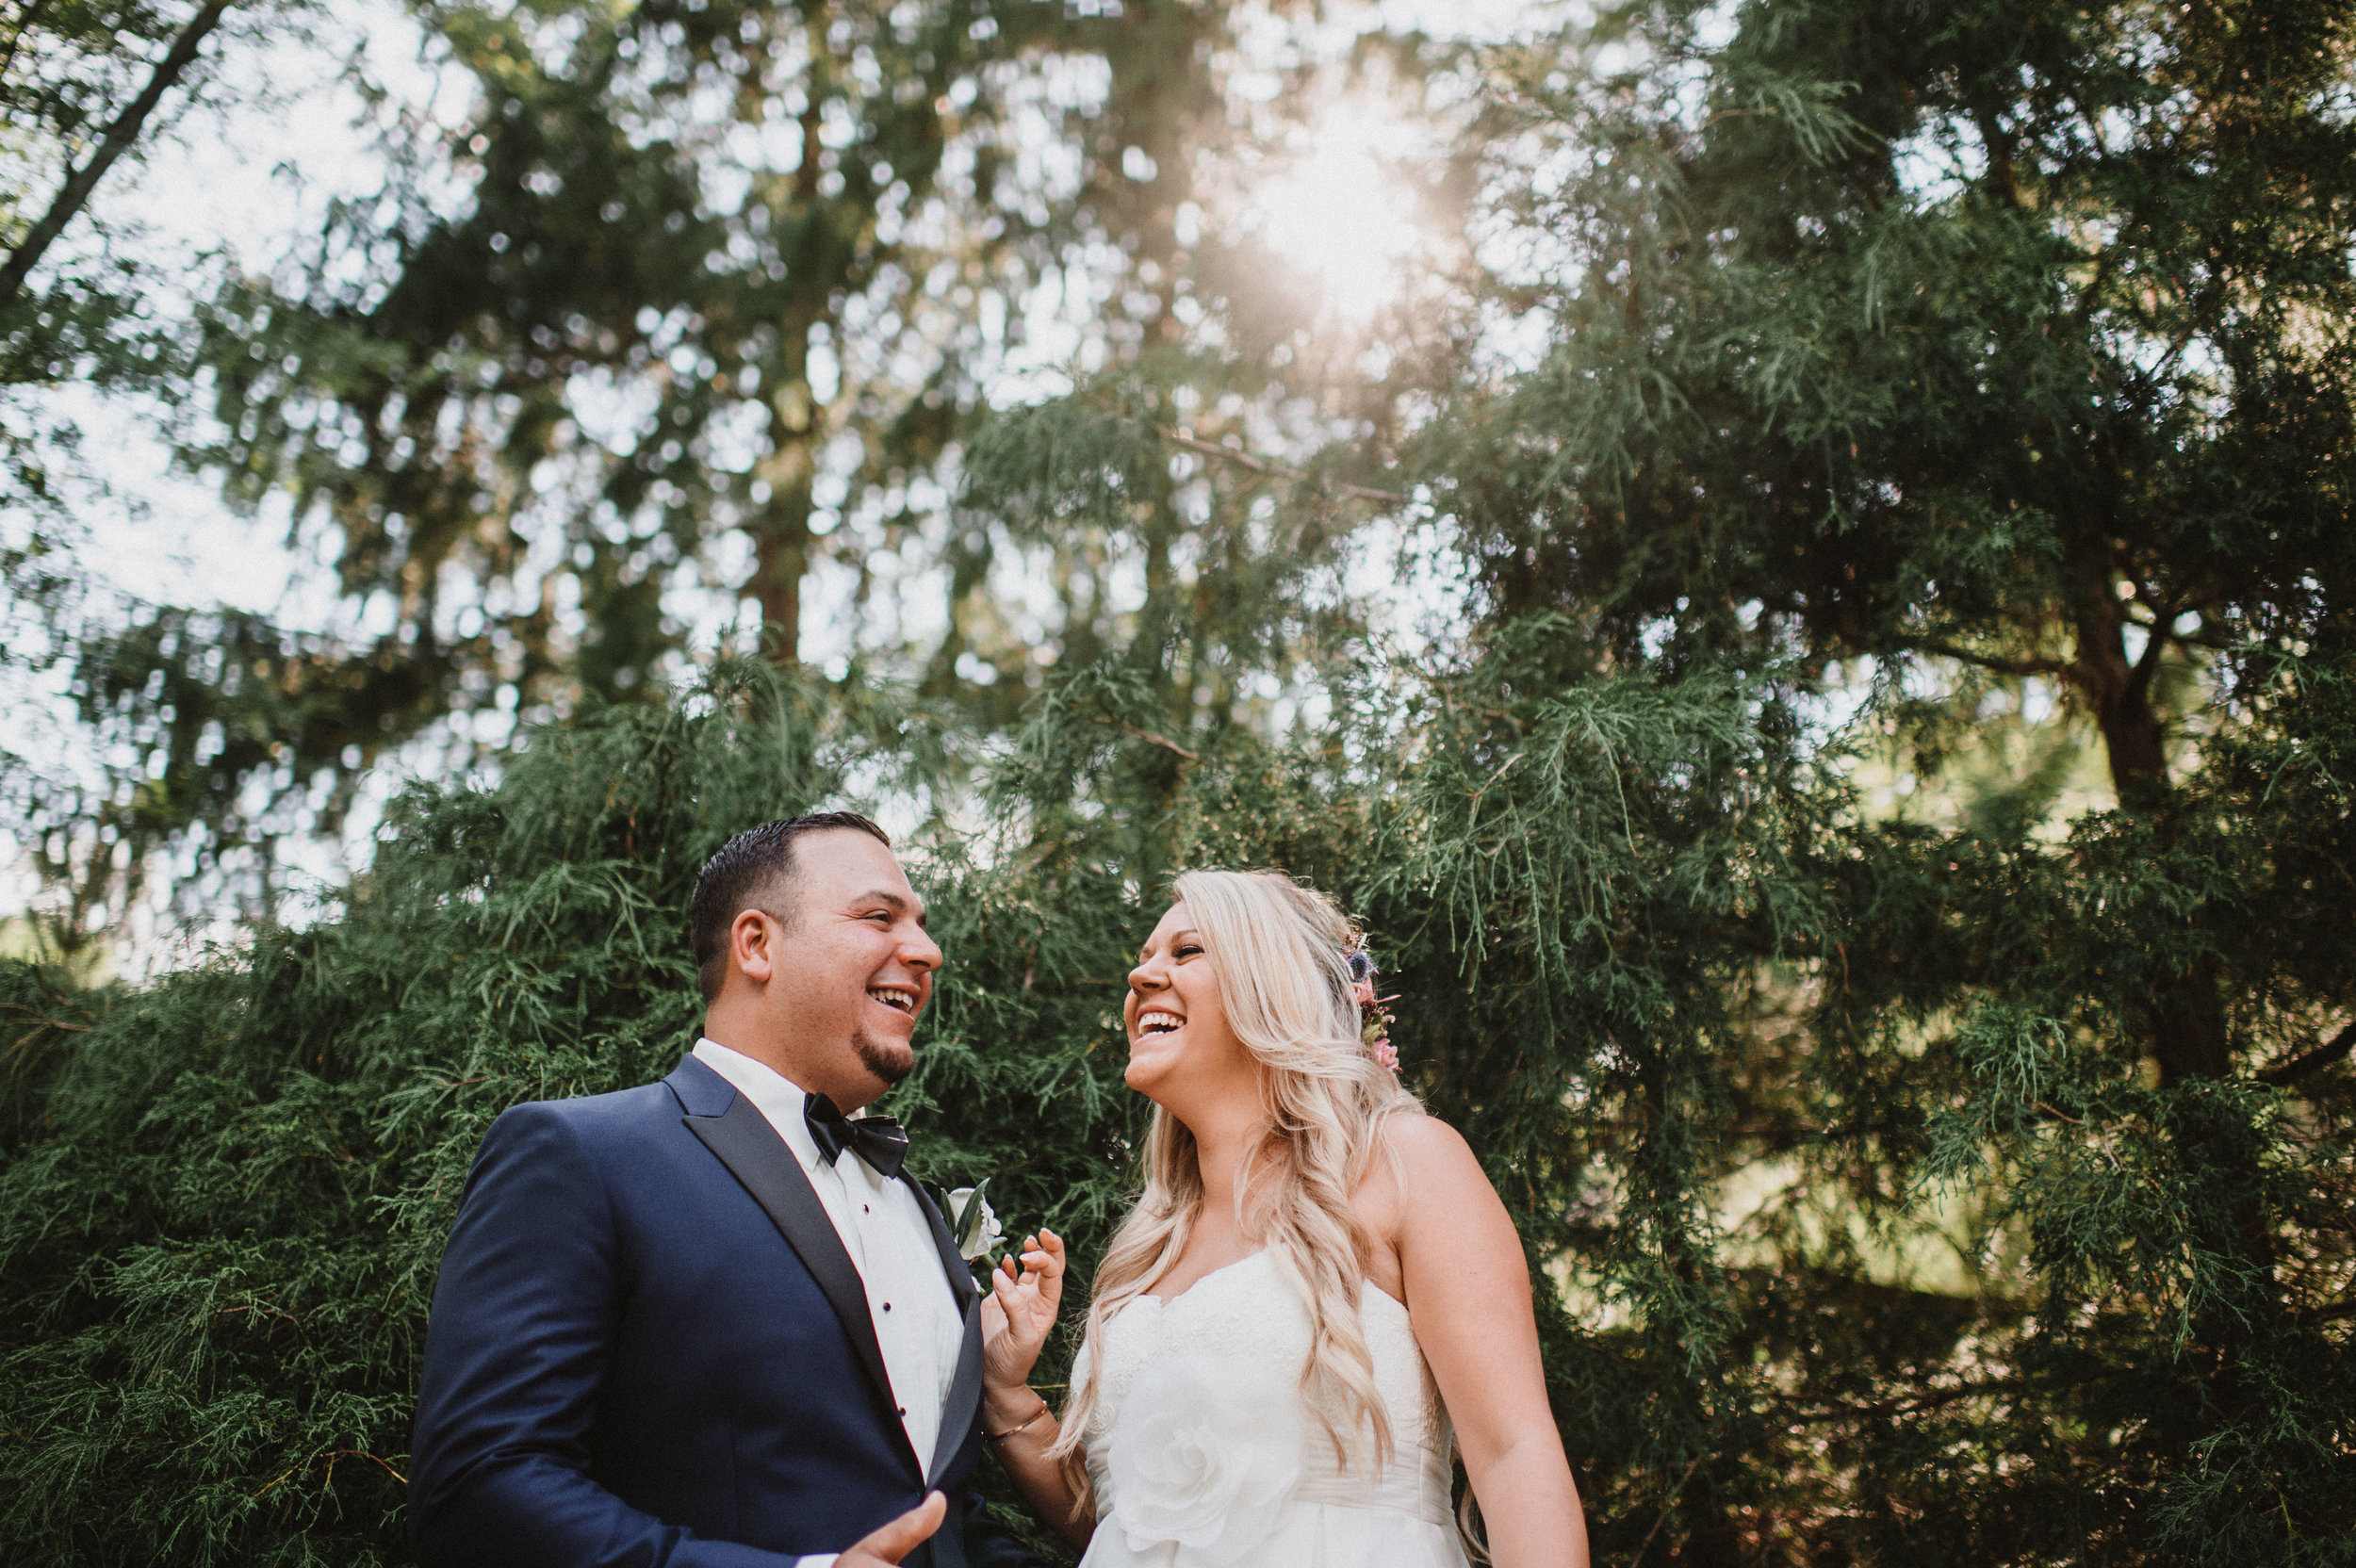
<box><xmin>1050</xmin><ymin>867</ymin><xmax>1415</xmax><ymax>1515</ymax></box>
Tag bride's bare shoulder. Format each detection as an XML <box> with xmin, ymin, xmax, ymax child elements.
<box><xmin>1355</xmin><ymin>1111</ymin><xmax>1501</xmax><ymax>1288</ymax></box>
<box><xmin>1358</xmin><ymin>1107</ymin><xmax>1484</xmax><ymax>1216</ymax></box>
<box><xmin>1381</xmin><ymin>1104</ymin><xmax>1480</xmax><ymax>1171</ymax></box>
<box><xmin>1381</xmin><ymin>1110</ymin><xmax>1509</xmax><ymax>1233</ymax></box>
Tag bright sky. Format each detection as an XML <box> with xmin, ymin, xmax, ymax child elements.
<box><xmin>60</xmin><ymin>0</ymin><xmax>1543</xmax><ymax>627</ymax></box>
<box><xmin>3</xmin><ymin>0</ymin><xmax>1553</xmax><ymax>961</ymax></box>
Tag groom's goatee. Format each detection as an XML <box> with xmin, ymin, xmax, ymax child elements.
<box><xmin>855</xmin><ymin>1029</ymin><xmax>914</xmax><ymax>1086</ymax></box>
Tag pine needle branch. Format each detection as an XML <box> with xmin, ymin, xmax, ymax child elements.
<box><xmin>1912</xmin><ymin>638</ymin><xmax>2077</xmax><ymax>680</ymax></box>
<box><xmin>1088</xmin><ymin>717</ymin><xmax>1200</xmax><ymax>763</ymax></box>
<box><xmin>1632</xmin><ymin>1457</ymin><xmax>1703</xmax><ymax>1565</ymax></box>
<box><xmin>252</xmin><ymin>1448</ymin><xmax>407</xmax><ymax>1498</ymax></box>
<box><xmin>1156</xmin><ymin>427</ymin><xmax>1409</xmax><ymax>505</ymax></box>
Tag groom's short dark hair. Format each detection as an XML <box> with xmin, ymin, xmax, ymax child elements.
<box><xmin>689</xmin><ymin>811</ymin><xmax>892</xmax><ymax>1002</ymax></box>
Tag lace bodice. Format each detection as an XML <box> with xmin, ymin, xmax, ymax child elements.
<box><xmin>1071</xmin><ymin>1250</ymin><xmax>1466</xmax><ymax>1568</ymax></box>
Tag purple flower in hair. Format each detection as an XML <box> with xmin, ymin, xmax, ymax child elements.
<box><xmin>1342</xmin><ymin>930</ymin><xmax>1401</xmax><ymax>1074</ymax></box>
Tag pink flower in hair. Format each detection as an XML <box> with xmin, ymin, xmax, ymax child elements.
<box><xmin>1344</xmin><ymin>932</ymin><xmax>1401</xmax><ymax>1074</ymax></box>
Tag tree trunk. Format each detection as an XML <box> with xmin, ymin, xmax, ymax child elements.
<box><xmin>2070</xmin><ymin>570</ymin><xmax>2232</xmax><ymax>1084</ymax></box>
<box><xmin>749</xmin><ymin>453</ymin><xmax>812</xmax><ymax>668</ymax></box>
<box><xmin>748</xmin><ymin>357</ymin><xmax>816</xmax><ymax>667</ymax></box>
<box><xmin>740</xmin><ymin>72</ymin><xmax>843</xmax><ymax>671</ymax></box>
<box><xmin>2069</xmin><ymin>574</ymin><xmax>2169</xmax><ymax>804</ymax></box>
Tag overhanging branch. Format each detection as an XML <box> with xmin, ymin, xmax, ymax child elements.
<box><xmin>0</xmin><ymin>0</ymin><xmax>236</xmax><ymax>304</ymax></box>
<box><xmin>1157</xmin><ymin>427</ymin><xmax>1408</xmax><ymax>506</ymax></box>
<box><xmin>1088</xmin><ymin>717</ymin><xmax>1200</xmax><ymax>763</ymax></box>
<box><xmin>1913</xmin><ymin>638</ymin><xmax>2077</xmax><ymax>681</ymax></box>
<box><xmin>2258</xmin><ymin>1020</ymin><xmax>2356</xmax><ymax>1086</ymax></box>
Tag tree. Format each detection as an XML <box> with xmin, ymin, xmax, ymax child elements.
<box><xmin>4</xmin><ymin>0</ymin><xmax>1301</xmax><ymax>954</ymax></box>
<box><xmin>6</xmin><ymin>1</ymin><xmax>2349</xmax><ymax>1563</ymax></box>
<box><xmin>1373</xmin><ymin>0</ymin><xmax>2356</xmax><ymax>1555</ymax></box>
<box><xmin>0</xmin><ymin>0</ymin><xmax>344</xmax><ymax>963</ymax></box>
<box><xmin>193</xmin><ymin>0</ymin><xmax>1264</xmax><ymax>716</ymax></box>
<box><xmin>0</xmin><ymin>0</ymin><xmax>236</xmax><ymax>304</ymax></box>
<box><xmin>1428</xmin><ymin>0</ymin><xmax>2356</xmax><ymax>1089</ymax></box>
<box><xmin>10</xmin><ymin>0</ymin><xmax>1410</xmax><ymax>954</ymax></box>
<box><xmin>957</xmin><ymin>0</ymin><xmax>2356</xmax><ymax>1556</ymax></box>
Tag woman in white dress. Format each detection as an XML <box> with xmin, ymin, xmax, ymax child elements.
<box><xmin>977</xmin><ymin>870</ymin><xmax>1590</xmax><ymax>1568</ymax></box>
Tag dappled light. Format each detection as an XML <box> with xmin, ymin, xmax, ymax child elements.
<box><xmin>3</xmin><ymin>0</ymin><xmax>2354</xmax><ymax>1563</ymax></box>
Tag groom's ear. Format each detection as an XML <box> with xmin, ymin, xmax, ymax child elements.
<box><xmin>729</xmin><ymin>908</ymin><xmax>782</xmax><ymax>986</ymax></box>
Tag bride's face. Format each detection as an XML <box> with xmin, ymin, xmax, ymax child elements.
<box><xmin>1123</xmin><ymin>903</ymin><xmax>1257</xmax><ymax>1109</ymax></box>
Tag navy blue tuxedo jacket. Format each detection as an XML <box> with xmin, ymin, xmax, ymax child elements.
<box><xmin>409</xmin><ymin>1054</ymin><xmax>1037</xmax><ymax>1568</ymax></box>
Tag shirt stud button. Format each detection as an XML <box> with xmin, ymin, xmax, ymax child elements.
<box><xmin>863</xmin><ymin>1204</ymin><xmax>871</xmax><ymax>1213</ymax></box>
<box><xmin>883</xmin><ymin>1301</ymin><xmax>892</xmax><ymax>1311</ymax></box>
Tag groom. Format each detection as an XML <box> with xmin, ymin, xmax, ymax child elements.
<box><xmin>410</xmin><ymin>813</ymin><xmax>1038</xmax><ymax>1568</ymax></box>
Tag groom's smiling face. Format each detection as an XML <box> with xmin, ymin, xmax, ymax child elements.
<box><xmin>714</xmin><ymin>827</ymin><xmax>941</xmax><ymax>1110</ymax></box>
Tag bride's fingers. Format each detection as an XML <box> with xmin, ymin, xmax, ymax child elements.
<box><xmin>990</xmin><ymin>1268</ymin><xmax>1049</xmax><ymax>1348</ymax></box>
<box><xmin>992</xmin><ymin>1258</ymin><xmax>1039</xmax><ymax>1310</ymax></box>
<box><xmin>989</xmin><ymin>1266</ymin><xmax>1029</xmax><ymax>1330</ymax></box>
<box><xmin>1032</xmin><ymin>1229</ymin><xmax>1066</xmax><ymax>1301</ymax></box>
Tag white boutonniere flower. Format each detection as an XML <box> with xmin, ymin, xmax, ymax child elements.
<box><xmin>945</xmin><ymin>1182</ymin><xmax>1005</xmax><ymax>1263</ymax></box>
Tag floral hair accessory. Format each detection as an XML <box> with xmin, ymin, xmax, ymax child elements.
<box><xmin>1343</xmin><ymin>932</ymin><xmax>1400</xmax><ymax>1073</ymax></box>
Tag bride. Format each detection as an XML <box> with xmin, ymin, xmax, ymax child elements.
<box><xmin>977</xmin><ymin>869</ymin><xmax>1590</xmax><ymax>1567</ymax></box>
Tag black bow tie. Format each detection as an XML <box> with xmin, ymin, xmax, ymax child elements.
<box><xmin>804</xmin><ymin>1093</ymin><xmax>909</xmax><ymax>1180</ymax></box>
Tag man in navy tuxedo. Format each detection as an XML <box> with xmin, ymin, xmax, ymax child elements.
<box><xmin>410</xmin><ymin>812</ymin><xmax>1040</xmax><ymax>1568</ymax></box>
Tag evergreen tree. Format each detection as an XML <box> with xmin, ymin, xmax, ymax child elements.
<box><xmin>1424</xmin><ymin>0</ymin><xmax>2356</xmax><ymax>1555</ymax></box>
<box><xmin>0</xmin><ymin>0</ymin><xmax>353</xmax><ymax>961</ymax></box>
<box><xmin>947</xmin><ymin>0</ymin><xmax>2356</xmax><ymax>1557</ymax></box>
<box><xmin>3</xmin><ymin>1</ymin><xmax>2350</xmax><ymax>1564</ymax></box>
<box><xmin>3</xmin><ymin>0</ymin><xmax>1278</xmax><ymax>951</ymax></box>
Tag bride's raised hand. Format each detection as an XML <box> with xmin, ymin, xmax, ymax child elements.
<box><xmin>980</xmin><ymin>1227</ymin><xmax>1065</xmax><ymax>1392</ymax></box>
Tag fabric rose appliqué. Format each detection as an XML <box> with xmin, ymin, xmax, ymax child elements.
<box><xmin>1105</xmin><ymin>1352</ymin><xmax>1303</xmax><ymax>1565</ymax></box>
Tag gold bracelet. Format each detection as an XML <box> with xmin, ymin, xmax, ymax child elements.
<box><xmin>984</xmin><ymin>1396</ymin><xmax>1052</xmax><ymax>1442</ymax></box>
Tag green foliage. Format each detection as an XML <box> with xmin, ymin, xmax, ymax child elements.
<box><xmin>6</xmin><ymin>604</ymin><xmax>448</xmax><ymax>962</ymax></box>
<box><xmin>941</xmin><ymin>0</ymin><xmax>2356</xmax><ymax>1544</ymax></box>
<box><xmin>7</xmin><ymin>0</ymin><xmax>2355</xmax><ymax>1564</ymax></box>
<box><xmin>1</xmin><ymin>0</ymin><xmax>1283</xmax><ymax>950</ymax></box>
<box><xmin>1430</xmin><ymin>0</ymin><xmax>2356</xmax><ymax>811</ymax></box>
<box><xmin>5</xmin><ymin>623</ymin><xmax>2354</xmax><ymax>1565</ymax></box>
<box><xmin>184</xmin><ymin>0</ymin><xmax>1243</xmax><ymax>726</ymax></box>
<box><xmin>0</xmin><ymin>0</ymin><xmax>296</xmax><ymax>498</ymax></box>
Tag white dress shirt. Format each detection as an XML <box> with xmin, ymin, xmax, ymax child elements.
<box><xmin>692</xmin><ymin>1038</ymin><xmax>968</xmax><ymax>1565</ymax></box>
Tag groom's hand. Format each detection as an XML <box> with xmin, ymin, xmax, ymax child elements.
<box><xmin>838</xmin><ymin>1491</ymin><xmax>946</xmax><ymax>1566</ymax></box>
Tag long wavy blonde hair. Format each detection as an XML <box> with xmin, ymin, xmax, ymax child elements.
<box><xmin>1050</xmin><ymin>868</ymin><xmax>1415</xmax><ymax>1514</ymax></box>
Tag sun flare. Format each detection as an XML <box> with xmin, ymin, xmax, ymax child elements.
<box><xmin>1248</xmin><ymin>106</ymin><xmax>1426</xmax><ymax>320</ymax></box>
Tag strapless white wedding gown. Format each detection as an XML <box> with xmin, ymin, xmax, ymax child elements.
<box><xmin>1072</xmin><ymin>1250</ymin><xmax>1470</xmax><ymax>1568</ymax></box>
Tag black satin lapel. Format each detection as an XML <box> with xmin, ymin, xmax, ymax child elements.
<box><xmin>685</xmin><ymin>1099</ymin><xmax>903</xmax><ymax>1458</ymax></box>
<box><xmin>929</xmin><ymin>1297</ymin><xmax>986</xmax><ymax>1492</ymax></box>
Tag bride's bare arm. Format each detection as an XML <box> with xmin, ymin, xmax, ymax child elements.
<box><xmin>979</xmin><ymin>1230</ymin><xmax>1095</xmax><ymax>1552</ymax></box>
<box><xmin>1389</xmin><ymin>1117</ymin><xmax>1591</xmax><ymax>1568</ymax></box>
